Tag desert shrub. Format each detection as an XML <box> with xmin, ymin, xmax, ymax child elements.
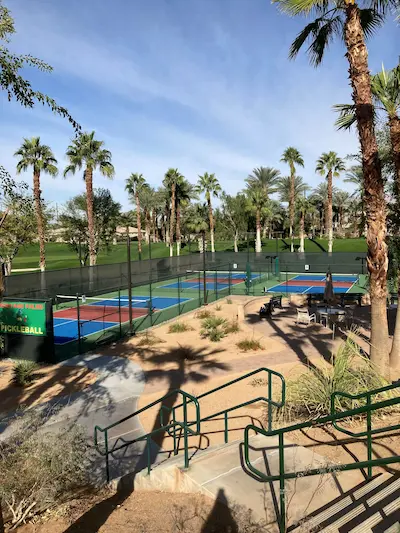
<box><xmin>281</xmin><ymin>334</ymin><xmax>392</xmax><ymax>422</ymax></box>
<box><xmin>237</xmin><ymin>338</ymin><xmax>264</xmax><ymax>352</ymax></box>
<box><xmin>200</xmin><ymin>316</ymin><xmax>227</xmax><ymax>342</ymax></box>
<box><xmin>215</xmin><ymin>304</ymin><xmax>222</xmax><ymax>311</ymax></box>
<box><xmin>137</xmin><ymin>332</ymin><xmax>164</xmax><ymax>346</ymax></box>
<box><xmin>226</xmin><ymin>298</ymin><xmax>233</xmax><ymax>304</ymax></box>
<box><xmin>168</xmin><ymin>322</ymin><xmax>193</xmax><ymax>333</ymax></box>
<box><xmin>195</xmin><ymin>309</ymin><xmax>213</xmax><ymax>319</ymax></box>
<box><xmin>224</xmin><ymin>319</ymin><xmax>240</xmax><ymax>334</ymax></box>
<box><xmin>12</xmin><ymin>360</ymin><xmax>39</xmax><ymax>386</ymax></box>
<box><xmin>0</xmin><ymin>410</ymin><xmax>92</xmax><ymax>528</ymax></box>
<box><xmin>250</xmin><ymin>377</ymin><xmax>269</xmax><ymax>388</ymax></box>
<box><xmin>201</xmin><ymin>316</ymin><xmax>227</xmax><ymax>329</ymax></box>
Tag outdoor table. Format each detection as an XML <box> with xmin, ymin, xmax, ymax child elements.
<box><xmin>317</xmin><ymin>306</ymin><xmax>346</xmax><ymax>327</ymax></box>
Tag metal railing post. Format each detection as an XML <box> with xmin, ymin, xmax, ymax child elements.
<box><xmin>278</xmin><ymin>432</ymin><xmax>286</xmax><ymax>533</ymax></box>
<box><xmin>367</xmin><ymin>392</ymin><xmax>372</xmax><ymax>479</ymax></box>
<box><xmin>147</xmin><ymin>435</ymin><xmax>151</xmax><ymax>475</ymax></box>
<box><xmin>104</xmin><ymin>429</ymin><xmax>110</xmax><ymax>482</ymax></box>
<box><xmin>76</xmin><ymin>293</ymin><xmax>82</xmax><ymax>354</ymax></box>
<box><xmin>268</xmin><ymin>376</ymin><xmax>273</xmax><ymax>433</ymax></box>
<box><xmin>224</xmin><ymin>411</ymin><xmax>228</xmax><ymax>443</ymax></box>
<box><xmin>183</xmin><ymin>395</ymin><xmax>189</xmax><ymax>469</ymax></box>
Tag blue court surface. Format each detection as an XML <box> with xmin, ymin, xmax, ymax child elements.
<box><xmin>160</xmin><ymin>272</ymin><xmax>261</xmax><ymax>291</ymax></box>
<box><xmin>266</xmin><ymin>274</ymin><xmax>359</xmax><ymax>295</ymax></box>
<box><xmin>53</xmin><ymin>295</ymin><xmax>190</xmax><ymax>345</ymax></box>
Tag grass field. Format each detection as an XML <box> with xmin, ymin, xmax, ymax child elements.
<box><xmin>12</xmin><ymin>238</ymin><xmax>367</xmax><ymax>272</ymax></box>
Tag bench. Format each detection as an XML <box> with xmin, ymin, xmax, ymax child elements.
<box><xmin>340</xmin><ymin>293</ymin><xmax>363</xmax><ymax>307</ymax></box>
<box><xmin>270</xmin><ymin>295</ymin><xmax>283</xmax><ymax>310</ymax></box>
<box><xmin>259</xmin><ymin>301</ymin><xmax>273</xmax><ymax>319</ymax></box>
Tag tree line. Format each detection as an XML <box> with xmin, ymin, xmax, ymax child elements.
<box><xmin>0</xmin><ymin>0</ymin><xmax>399</xmax><ymax>380</ymax></box>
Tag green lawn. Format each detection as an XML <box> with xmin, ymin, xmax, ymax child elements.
<box><xmin>11</xmin><ymin>238</ymin><xmax>367</xmax><ymax>272</ymax></box>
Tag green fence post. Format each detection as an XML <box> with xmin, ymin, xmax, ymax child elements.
<box><xmin>367</xmin><ymin>393</ymin><xmax>372</xmax><ymax>479</ymax></box>
<box><xmin>268</xmin><ymin>376</ymin><xmax>273</xmax><ymax>433</ymax></box>
<box><xmin>278</xmin><ymin>432</ymin><xmax>286</xmax><ymax>533</ymax></box>
<box><xmin>178</xmin><ymin>274</ymin><xmax>181</xmax><ymax>315</ymax></box>
<box><xmin>229</xmin><ymin>264</ymin><xmax>232</xmax><ymax>296</ymax></box>
<box><xmin>183</xmin><ymin>395</ymin><xmax>189</xmax><ymax>469</ymax></box>
<box><xmin>198</xmin><ymin>270</ymin><xmax>201</xmax><ymax>306</ymax></box>
<box><xmin>76</xmin><ymin>293</ymin><xmax>82</xmax><ymax>354</ymax></box>
<box><xmin>224</xmin><ymin>411</ymin><xmax>228</xmax><ymax>443</ymax></box>
<box><xmin>104</xmin><ymin>429</ymin><xmax>110</xmax><ymax>482</ymax></box>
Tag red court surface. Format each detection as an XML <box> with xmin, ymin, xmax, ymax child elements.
<box><xmin>54</xmin><ymin>305</ymin><xmax>149</xmax><ymax>323</ymax></box>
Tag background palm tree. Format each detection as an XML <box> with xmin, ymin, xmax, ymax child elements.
<box><xmin>276</xmin><ymin>0</ymin><xmax>393</xmax><ymax>374</ymax></box>
<box><xmin>246</xmin><ymin>186</ymin><xmax>268</xmax><ymax>253</ymax></box>
<box><xmin>175</xmin><ymin>177</ymin><xmax>195</xmax><ymax>256</ymax></box>
<box><xmin>138</xmin><ymin>184</ymin><xmax>154</xmax><ymax>245</ymax></box>
<box><xmin>64</xmin><ymin>131</ymin><xmax>114</xmax><ymax>266</ymax></box>
<box><xmin>163</xmin><ymin>168</ymin><xmax>184</xmax><ymax>257</ymax></box>
<box><xmin>296</xmin><ymin>196</ymin><xmax>314</xmax><ymax>252</ymax></box>
<box><xmin>125</xmin><ymin>173</ymin><xmax>148</xmax><ymax>256</ymax></box>
<box><xmin>186</xmin><ymin>204</ymin><xmax>209</xmax><ymax>252</ymax></box>
<box><xmin>246</xmin><ymin>166</ymin><xmax>281</xmax><ymax>238</ymax></box>
<box><xmin>280</xmin><ymin>147</ymin><xmax>304</xmax><ymax>252</ymax></box>
<box><xmin>310</xmin><ymin>182</ymin><xmax>339</xmax><ymax>238</ymax></box>
<box><xmin>334</xmin><ymin>190</ymin><xmax>351</xmax><ymax>235</ymax></box>
<box><xmin>316</xmin><ymin>152</ymin><xmax>346</xmax><ymax>253</ymax></box>
<box><xmin>15</xmin><ymin>137</ymin><xmax>58</xmax><ymax>271</ymax></box>
<box><xmin>196</xmin><ymin>172</ymin><xmax>221</xmax><ymax>253</ymax></box>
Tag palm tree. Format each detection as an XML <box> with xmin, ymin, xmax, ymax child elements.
<box><xmin>196</xmin><ymin>172</ymin><xmax>221</xmax><ymax>253</ymax></box>
<box><xmin>315</xmin><ymin>152</ymin><xmax>346</xmax><ymax>253</ymax></box>
<box><xmin>280</xmin><ymin>147</ymin><xmax>304</xmax><ymax>252</ymax></box>
<box><xmin>163</xmin><ymin>168</ymin><xmax>184</xmax><ymax>257</ymax></box>
<box><xmin>310</xmin><ymin>182</ymin><xmax>339</xmax><ymax>238</ymax></box>
<box><xmin>175</xmin><ymin>178</ymin><xmax>195</xmax><ymax>256</ymax></box>
<box><xmin>125</xmin><ymin>173</ymin><xmax>147</xmax><ymax>256</ymax></box>
<box><xmin>186</xmin><ymin>204</ymin><xmax>209</xmax><ymax>253</ymax></box>
<box><xmin>277</xmin><ymin>175</ymin><xmax>310</xmax><ymax>204</ymax></box>
<box><xmin>335</xmin><ymin>63</ymin><xmax>400</xmax><ymax>194</ymax></box>
<box><xmin>296</xmin><ymin>196</ymin><xmax>314</xmax><ymax>252</ymax></box>
<box><xmin>246</xmin><ymin>186</ymin><xmax>268</xmax><ymax>253</ymax></box>
<box><xmin>276</xmin><ymin>0</ymin><xmax>393</xmax><ymax>375</ymax></box>
<box><xmin>64</xmin><ymin>131</ymin><xmax>114</xmax><ymax>266</ymax></box>
<box><xmin>138</xmin><ymin>184</ymin><xmax>154</xmax><ymax>245</ymax></box>
<box><xmin>345</xmin><ymin>165</ymin><xmax>365</xmax><ymax>236</ymax></box>
<box><xmin>334</xmin><ymin>190</ymin><xmax>351</xmax><ymax>235</ymax></box>
<box><xmin>14</xmin><ymin>137</ymin><xmax>57</xmax><ymax>272</ymax></box>
<box><xmin>246</xmin><ymin>167</ymin><xmax>281</xmax><ymax>237</ymax></box>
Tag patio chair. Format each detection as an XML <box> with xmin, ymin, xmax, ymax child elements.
<box><xmin>296</xmin><ymin>309</ymin><xmax>316</xmax><ymax>326</ymax></box>
<box><xmin>331</xmin><ymin>312</ymin><xmax>347</xmax><ymax>340</ymax></box>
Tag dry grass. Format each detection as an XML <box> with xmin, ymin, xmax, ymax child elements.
<box><xmin>137</xmin><ymin>332</ymin><xmax>165</xmax><ymax>346</ymax></box>
<box><xmin>168</xmin><ymin>322</ymin><xmax>194</xmax><ymax>333</ymax></box>
<box><xmin>236</xmin><ymin>338</ymin><xmax>264</xmax><ymax>352</ymax></box>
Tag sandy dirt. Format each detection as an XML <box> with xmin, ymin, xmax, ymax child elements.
<box><xmin>0</xmin><ymin>360</ymin><xmax>96</xmax><ymax>416</ymax></box>
<box><xmin>14</xmin><ymin>491</ymin><xmax>247</xmax><ymax>533</ymax></box>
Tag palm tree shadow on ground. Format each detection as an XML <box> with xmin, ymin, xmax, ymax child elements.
<box><xmin>63</xmin><ymin>343</ymin><xmax>231</xmax><ymax>532</ymax></box>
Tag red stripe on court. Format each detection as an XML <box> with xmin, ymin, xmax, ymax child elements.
<box><xmin>185</xmin><ymin>277</ymin><xmax>244</xmax><ymax>284</ymax></box>
<box><xmin>284</xmin><ymin>280</ymin><xmax>352</xmax><ymax>288</ymax></box>
<box><xmin>54</xmin><ymin>305</ymin><xmax>149</xmax><ymax>323</ymax></box>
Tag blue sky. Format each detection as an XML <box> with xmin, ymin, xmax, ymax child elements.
<box><xmin>1</xmin><ymin>0</ymin><xmax>398</xmax><ymax>211</ymax></box>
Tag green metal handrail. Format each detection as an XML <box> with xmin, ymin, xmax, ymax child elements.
<box><xmin>94</xmin><ymin>389</ymin><xmax>200</xmax><ymax>482</ymax></box>
<box><xmin>159</xmin><ymin>367</ymin><xmax>285</xmax><ymax>443</ymax></box>
<box><xmin>244</xmin><ymin>385</ymin><xmax>400</xmax><ymax>533</ymax></box>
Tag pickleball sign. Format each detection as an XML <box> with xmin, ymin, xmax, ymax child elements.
<box><xmin>0</xmin><ymin>300</ymin><xmax>47</xmax><ymax>336</ymax></box>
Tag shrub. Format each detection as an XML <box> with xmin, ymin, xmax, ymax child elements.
<box><xmin>12</xmin><ymin>361</ymin><xmax>39</xmax><ymax>386</ymax></box>
<box><xmin>224</xmin><ymin>319</ymin><xmax>240</xmax><ymax>334</ymax></box>
<box><xmin>226</xmin><ymin>298</ymin><xmax>233</xmax><ymax>304</ymax></box>
<box><xmin>237</xmin><ymin>338</ymin><xmax>264</xmax><ymax>352</ymax></box>
<box><xmin>0</xmin><ymin>409</ymin><xmax>92</xmax><ymax>528</ymax></box>
<box><xmin>168</xmin><ymin>322</ymin><xmax>194</xmax><ymax>333</ymax></box>
<box><xmin>250</xmin><ymin>377</ymin><xmax>269</xmax><ymax>388</ymax></box>
<box><xmin>201</xmin><ymin>316</ymin><xmax>227</xmax><ymax>330</ymax></box>
<box><xmin>281</xmin><ymin>333</ymin><xmax>391</xmax><ymax>422</ymax></box>
<box><xmin>215</xmin><ymin>304</ymin><xmax>222</xmax><ymax>311</ymax></box>
<box><xmin>200</xmin><ymin>316</ymin><xmax>227</xmax><ymax>342</ymax></box>
<box><xmin>195</xmin><ymin>309</ymin><xmax>213</xmax><ymax>319</ymax></box>
<box><xmin>137</xmin><ymin>332</ymin><xmax>164</xmax><ymax>346</ymax></box>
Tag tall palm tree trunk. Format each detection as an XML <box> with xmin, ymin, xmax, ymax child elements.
<box><xmin>344</xmin><ymin>3</ymin><xmax>389</xmax><ymax>377</ymax></box>
<box><xmin>327</xmin><ymin>170</ymin><xmax>333</xmax><ymax>253</ymax></box>
<box><xmin>135</xmin><ymin>192</ymin><xmax>142</xmax><ymax>255</ymax></box>
<box><xmin>145</xmin><ymin>209</ymin><xmax>151</xmax><ymax>244</ymax></box>
<box><xmin>176</xmin><ymin>202</ymin><xmax>181</xmax><ymax>256</ymax></box>
<box><xmin>169</xmin><ymin>185</ymin><xmax>176</xmax><ymax>257</ymax></box>
<box><xmin>152</xmin><ymin>210</ymin><xmax>157</xmax><ymax>242</ymax></box>
<box><xmin>388</xmin><ymin>116</ymin><xmax>400</xmax><ymax>368</ymax></box>
<box><xmin>255</xmin><ymin>209</ymin><xmax>262</xmax><ymax>253</ymax></box>
<box><xmin>289</xmin><ymin>168</ymin><xmax>295</xmax><ymax>252</ymax></box>
<box><xmin>234</xmin><ymin>230</ymin><xmax>239</xmax><ymax>253</ymax></box>
<box><xmin>208</xmin><ymin>198</ymin><xmax>215</xmax><ymax>253</ymax></box>
<box><xmin>299</xmin><ymin>211</ymin><xmax>305</xmax><ymax>253</ymax></box>
<box><xmin>33</xmin><ymin>171</ymin><xmax>46</xmax><ymax>271</ymax></box>
<box><xmin>85</xmin><ymin>167</ymin><xmax>97</xmax><ymax>267</ymax></box>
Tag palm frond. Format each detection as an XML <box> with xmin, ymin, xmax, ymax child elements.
<box><xmin>333</xmin><ymin>103</ymin><xmax>357</xmax><ymax>131</ymax></box>
<box><xmin>307</xmin><ymin>16</ymin><xmax>343</xmax><ymax>66</ymax></box>
<box><xmin>275</xmin><ymin>0</ymin><xmax>330</xmax><ymax>16</ymax></box>
<box><xmin>359</xmin><ymin>9</ymin><xmax>385</xmax><ymax>38</ymax></box>
<box><xmin>365</xmin><ymin>0</ymin><xmax>399</xmax><ymax>17</ymax></box>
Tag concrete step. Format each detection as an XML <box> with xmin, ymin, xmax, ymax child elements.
<box><xmin>132</xmin><ymin>433</ymin><xmax>364</xmax><ymax>531</ymax></box>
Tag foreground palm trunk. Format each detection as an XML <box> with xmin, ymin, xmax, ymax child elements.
<box><xmin>345</xmin><ymin>2</ymin><xmax>389</xmax><ymax>376</ymax></box>
<box><xmin>136</xmin><ymin>192</ymin><xmax>142</xmax><ymax>255</ymax></box>
<box><xmin>85</xmin><ymin>167</ymin><xmax>97</xmax><ymax>267</ymax></box>
<box><xmin>327</xmin><ymin>170</ymin><xmax>333</xmax><ymax>253</ymax></box>
<box><xmin>33</xmin><ymin>171</ymin><xmax>46</xmax><ymax>271</ymax></box>
<box><xmin>388</xmin><ymin>116</ymin><xmax>400</xmax><ymax>368</ymax></box>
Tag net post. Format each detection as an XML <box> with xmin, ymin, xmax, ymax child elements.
<box><xmin>215</xmin><ymin>267</ymin><xmax>218</xmax><ymax>300</ymax></box>
<box><xmin>118</xmin><ymin>288</ymin><xmax>122</xmax><ymax>338</ymax></box>
<box><xmin>127</xmin><ymin>235</ymin><xmax>134</xmax><ymax>335</ymax></box>
<box><xmin>76</xmin><ymin>293</ymin><xmax>82</xmax><ymax>354</ymax></box>
<box><xmin>202</xmin><ymin>233</ymin><xmax>207</xmax><ymax>305</ymax></box>
<box><xmin>229</xmin><ymin>264</ymin><xmax>232</xmax><ymax>296</ymax></box>
<box><xmin>149</xmin><ymin>277</ymin><xmax>153</xmax><ymax>327</ymax></box>
<box><xmin>198</xmin><ymin>270</ymin><xmax>201</xmax><ymax>305</ymax></box>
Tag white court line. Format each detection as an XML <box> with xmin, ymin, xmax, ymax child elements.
<box><xmin>53</xmin><ymin>318</ymin><xmax>76</xmax><ymax>328</ymax></box>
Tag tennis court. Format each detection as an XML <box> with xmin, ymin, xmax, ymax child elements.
<box><xmin>53</xmin><ymin>295</ymin><xmax>190</xmax><ymax>345</ymax></box>
<box><xmin>160</xmin><ymin>271</ymin><xmax>262</xmax><ymax>291</ymax></box>
<box><xmin>266</xmin><ymin>274</ymin><xmax>359</xmax><ymax>294</ymax></box>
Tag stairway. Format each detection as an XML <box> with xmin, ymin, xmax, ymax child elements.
<box><xmin>129</xmin><ymin>433</ymin><xmax>400</xmax><ymax>532</ymax></box>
